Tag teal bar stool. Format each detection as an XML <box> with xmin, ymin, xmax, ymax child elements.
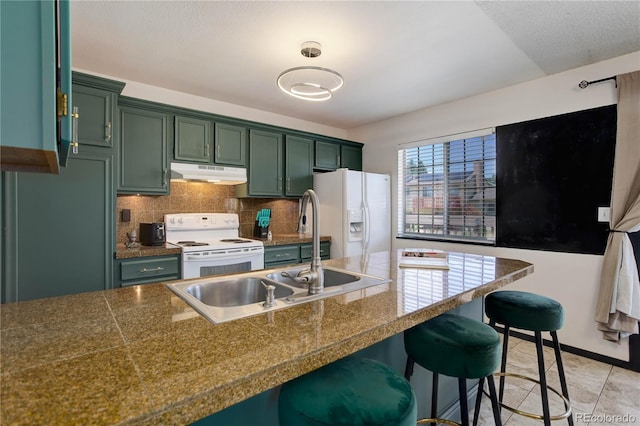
<box><xmin>482</xmin><ymin>290</ymin><xmax>573</xmax><ymax>426</ymax></box>
<box><xmin>404</xmin><ymin>313</ymin><xmax>503</xmax><ymax>426</ymax></box>
<box><xmin>278</xmin><ymin>357</ymin><xmax>417</xmax><ymax>426</ymax></box>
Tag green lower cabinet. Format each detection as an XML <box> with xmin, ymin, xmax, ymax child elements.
<box><xmin>264</xmin><ymin>241</ymin><xmax>330</xmax><ymax>269</ymax></box>
<box><xmin>301</xmin><ymin>241</ymin><xmax>331</xmax><ymax>261</ymax></box>
<box><xmin>264</xmin><ymin>245</ymin><xmax>300</xmax><ymax>268</ymax></box>
<box><xmin>115</xmin><ymin>255</ymin><xmax>180</xmax><ymax>287</ymax></box>
<box><xmin>1</xmin><ymin>149</ymin><xmax>114</xmax><ymax>303</ymax></box>
<box><xmin>118</xmin><ymin>103</ymin><xmax>169</xmax><ymax>194</ymax></box>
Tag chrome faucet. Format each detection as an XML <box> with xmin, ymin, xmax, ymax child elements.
<box><xmin>290</xmin><ymin>189</ymin><xmax>324</xmax><ymax>295</ymax></box>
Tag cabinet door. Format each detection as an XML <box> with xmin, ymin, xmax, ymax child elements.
<box><xmin>118</xmin><ymin>106</ymin><xmax>169</xmax><ymax>194</ymax></box>
<box><xmin>315</xmin><ymin>141</ymin><xmax>341</xmax><ymax>170</ymax></box>
<box><xmin>0</xmin><ymin>0</ymin><xmax>61</xmax><ymax>173</ymax></box>
<box><xmin>174</xmin><ymin>115</ymin><xmax>212</xmax><ymax>163</ymax></box>
<box><xmin>215</xmin><ymin>123</ymin><xmax>246</xmax><ymax>166</ymax></box>
<box><xmin>285</xmin><ymin>136</ymin><xmax>313</xmax><ymax>197</ymax></box>
<box><xmin>247</xmin><ymin>129</ymin><xmax>283</xmax><ymax>197</ymax></box>
<box><xmin>341</xmin><ymin>145</ymin><xmax>362</xmax><ymax>171</ymax></box>
<box><xmin>2</xmin><ymin>150</ymin><xmax>114</xmax><ymax>302</ymax></box>
<box><xmin>73</xmin><ymin>84</ymin><xmax>116</xmax><ymax>148</ymax></box>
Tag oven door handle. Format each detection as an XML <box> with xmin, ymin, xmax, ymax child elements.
<box><xmin>184</xmin><ymin>249</ymin><xmax>263</xmax><ymax>261</ymax></box>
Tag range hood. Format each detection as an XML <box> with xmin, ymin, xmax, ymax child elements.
<box><xmin>170</xmin><ymin>162</ymin><xmax>247</xmax><ymax>185</ymax></box>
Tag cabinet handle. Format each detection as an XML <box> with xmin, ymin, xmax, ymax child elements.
<box><xmin>337</xmin><ymin>154</ymin><xmax>341</xmax><ymax>166</ymax></box>
<box><xmin>163</xmin><ymin>169</ymin><xmax>167</xmax><ymax>186</ymax></box>
<box><xmin>278</xmin><ymin>177</ymin><xmax>282</xmax><ymax>191</ymax></box>
<box><xmin>216</xmin><ymin>144</ymin><xmax>220</xmax><ymax>159</ymax></box>
<box><xmin>275</xmin><ymin>253</ymin><xmax>291</xmax><ymax>258</ymax></box>
<box><xmin>205</xmin><ymin>143</ymin><xmax>210</xmax><ymax>157</ymax></box>
<box><xmin>71</xmin><ymin>106</ymin><xmax>79</xmax><ymax>154</ymax></box>
<box><xmin>105</xmin><ymin>122</ymin><xmax>112</xmax><ymax>142</ymax></box>
<box><xmin>140</xmin><ymin>266</ymin><xmax>165</xmax><ymax>273</ymax></box>
<box><xmin>287</xmin><ymin>177</ymin><xmax>290</xmax><ymax>192</ymax></box>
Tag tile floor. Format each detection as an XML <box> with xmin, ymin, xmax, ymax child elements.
<box><xmin>473</xmin><ymin>337</ymin><xmax>640</xmax><ymax>425</ymax></box>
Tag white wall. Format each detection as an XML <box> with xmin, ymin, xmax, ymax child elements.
<box><xmin>73</xmin><ymin>68</ymin><xmax>348</xmax><ymax>140</ymax></box>
<box><xmin>348</xmin><ymin>51</ymin><xmax>640</xmax><ymax>361</ymax></box>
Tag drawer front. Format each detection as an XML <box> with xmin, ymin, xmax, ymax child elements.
<box><xmin>301</xmin><ymin>242</ymin><xmax>330</xmax><ymax>260</ymax></box>
<box><xmin>264</xmin><ymin>245</ymin><xmax>300</xmax><ymax>265</ymax></box>
<box><xmin>120</xmin><ymin>256</ymin><xmax>180</xmax><ymax>282</ymax></box>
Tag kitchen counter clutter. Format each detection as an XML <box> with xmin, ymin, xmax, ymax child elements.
<box><xmin>0</xmin><ymin>250</ymin><xmax>532</xmax><ymax>425</ymax></box>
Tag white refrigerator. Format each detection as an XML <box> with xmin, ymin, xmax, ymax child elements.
<box><xmin>313</xmin><ymin>169</ymin><xmax>391</xmax><ymax>258</ymax></box>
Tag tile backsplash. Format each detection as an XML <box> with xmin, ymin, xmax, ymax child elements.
<box><xmin>116</xmin><ymin>182</ymin><xmax>300</xmax><ymax>245</ymax></box>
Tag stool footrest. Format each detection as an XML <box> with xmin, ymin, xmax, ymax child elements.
<box><xmin>417</xmin><ymin>418</ymin><xmax>460</xmax><ymax>425</ymax></box>
<box><xmin>490</xmin><ymin>372</ymin><xmax>572</xmax><ymax>421</ymax></box>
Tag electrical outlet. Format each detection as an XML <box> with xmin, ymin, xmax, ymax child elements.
<box><xmin>597</xmin><ymin>207</ymin><xmax>610</xmax><ymax>223</ymax></box>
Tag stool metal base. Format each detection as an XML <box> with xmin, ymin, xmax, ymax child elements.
<box><xmin>491</xmin><ymin>372</ymin><xmax>572</xmax><ymax>421</ymax></box>
<box><xmin>417</xmin><ymin>418</ymin><xmax>460</xmax><ymax>425</ymax></box>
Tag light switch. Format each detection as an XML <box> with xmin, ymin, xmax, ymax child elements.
<box><xmin>597</xmin><ymin>207</ymin><xmax>610</xmax><ymax>223</ymax></box>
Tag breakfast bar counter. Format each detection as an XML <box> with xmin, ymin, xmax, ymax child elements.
<box><xmin>0</xmin><ymin>251</ymin><xmax>532</xmax><ymax>425</ymax></box>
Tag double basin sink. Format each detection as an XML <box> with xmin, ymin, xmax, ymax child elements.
<box><xmin>167</xmin><ymin>265</ymin><xmax>390</xmax><ymax>323</ymax></box>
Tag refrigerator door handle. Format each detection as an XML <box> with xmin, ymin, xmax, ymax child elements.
<box><xmin>364</xmin><ymin>205</ymin><xmax>371</xmax><ymax>250</ymax></box>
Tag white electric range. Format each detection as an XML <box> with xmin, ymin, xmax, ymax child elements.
<box><xmin>164</xmin><ymin>213</ymin><xmax>264</xmax><ymax>279</ymax></box>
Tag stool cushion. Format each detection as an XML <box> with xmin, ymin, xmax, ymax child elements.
<box><xmin>278</xmin><ymin>357</ymin><xmax>417</xmax><ymax>426</ymax></box>
<box><xmin>485</xmin><ymin>290</ymin><xmax>564</xmax><ymax>331</ymax></box>
<box><xmin>404</xmin><ymin>313</ymin><xmax>501</xmax><ymax>379</ymax></box>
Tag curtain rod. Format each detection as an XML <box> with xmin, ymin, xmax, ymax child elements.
<box><xmin>578</xmin><ymin>76</ymin><xmax>617</xmax><ymax>89</ymax></box>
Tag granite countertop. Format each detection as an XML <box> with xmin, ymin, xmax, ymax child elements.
<box><xmin>259</xmin><ymin>233</ymin><xmax>331</xmax><ymax>246</ymax></box>
<box><xmin>115</xmin><ymin>243</ymin><xmax>182</xmax><ymax>259</ymax></box>
<box><xmin>0</xmin><ymin>250</ymin><xmax>533</xmax><ymax>424</ymax></box>
<box><xmin>114</xmin><ymin>235</ymin><xmax>330</xmax><ymax>259</ymax></box>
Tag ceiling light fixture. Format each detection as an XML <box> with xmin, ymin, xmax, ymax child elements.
<box><xmin>277</xmin><ymin>41</ymin><xmax>344</xmax><ymax>102</ymax></box>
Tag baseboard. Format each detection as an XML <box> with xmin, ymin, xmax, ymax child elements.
<box><xmin>494</xmin><ymin>326</ymin><xmax>640</xmax><ymax>373</ymax></box>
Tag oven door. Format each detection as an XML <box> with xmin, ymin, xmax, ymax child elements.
<box><xmin>182</xmin><ymin>247</ymin><xmax>264</xmax><ymax>279</ymax></box>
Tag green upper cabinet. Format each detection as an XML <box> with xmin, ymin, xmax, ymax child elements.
<box><xmin>0</xmin><ymin>0</ymin><xmax>72</xmax><ymax>173</ymax></box>
<box><xmin>340</xmin><ymin>144</ymin><xmax>363</xmax><ymax>171</ymax></box>
<box><xmin>241</xmin><ymin>129</ymin><xmax>283</xmax><ymax>197</ymax></box>
<box><xmin>215</xmin><ymin>123</ymin><xmax>247</xmax><ymax>166</ymax></box>
<box><xmin>314</xmin><ymin>140</ymin><xmax>341</xmax><ymax>170</ymax></box>
<box><xmin>285</xmin><ymin>136</ymin><xmax>313</xmax><ymax>197</ymax></box>
<box><xmin>174</xmin><ymin>115</ymin><xmax>212</xmax><ymax>163</ymax></box>
<box><xmin>72</xmin><ymin>73</ymin><xmax>123</xmax><ymax>149</ymax></box>
<box><xmin>118</xmin><ymin>103</ymin><xmax>169</xmax><ymax>194</ymax></box>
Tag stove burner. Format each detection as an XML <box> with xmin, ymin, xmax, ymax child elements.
<box><xmin>177</xmin><ymin>241</ymin><xmax>209</xmax><ymax>247</ymax></box>
<box><xmin>219</xmin><ymin>238</ymin><xmax>252</xmax><ymax>243</ymax></box>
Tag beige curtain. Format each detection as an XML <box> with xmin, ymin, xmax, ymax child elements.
<box><xmin>595</xmin><ymin>71</ymin><xmax>640</xmax><ymax>342</ymax></box>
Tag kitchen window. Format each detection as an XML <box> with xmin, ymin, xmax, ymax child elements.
<box><xmin>397</xmin><ymin>128</ymin><xmax>496</xmax><ymax>243</ymax></box>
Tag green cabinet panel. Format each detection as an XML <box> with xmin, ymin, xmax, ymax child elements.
<box><xmin>314</xmin><ymin>140</ymin><xmax>341</xmax><ymax>170</ymax></box>
<box><xmin>0</xmin><ymin>0</ymin><xmax>72</xmax><ymax>173</ymax></box>
<box><xmin>73</xmin><ymin>84</ymin><xmax>116</xmax><ymax>148</ymax></box>
<box><xmin>2</xmin><ymin>149</ymin><xmax>114</xmax><ymax>302</ymax></box>
<box><xmin>174</xmin><ymin>115</ymin><xmax>212</xmax><ymax>163</ymax></box>
<box><xmin>118</xmin><ymin>106</ymin><xmax>169</xmax><ymax>194</ymax></box>
<box><xmin>341</xmin><ymin>145</ymin><xmax>363</xmax><ymax>171</ymax></box>
<box><xmin>285</xmin><ymin>136</ymin><xmax>313</xmax><ymax>197</ymax></box>
<box><xmin>116</xmin><ymin>255</ymin><xmax>180</xmax><ymax>287</ymax></box>
<box><xmin>301</xmin><ymin>241</ymin><xmax>331</xmax><ymax>261</ymax></box>
<box><xmin>264</xmin><ymin>245</ymin><xmax>301</xmax><ymax>268</ymax></box>
<box><xmin>244</xmin><ymin>129</ymin><xmax>283</xmax><ymax>197</ymax></box>
<box><xmin>215</xmin><ymin>123</ymin><xmax>247</xmax><ymax>166</ymax></box>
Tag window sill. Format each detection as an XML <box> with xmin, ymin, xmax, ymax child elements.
<box><xmin>395</xmin><ymin>234</ymin><xmax>495</xmax><ymax>247</ymax></box>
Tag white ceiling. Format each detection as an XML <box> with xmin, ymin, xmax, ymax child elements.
<box><xmin>71</xmin><ymin>1</ymin><xmax>640</xmax><ymax>130</ymax></box>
